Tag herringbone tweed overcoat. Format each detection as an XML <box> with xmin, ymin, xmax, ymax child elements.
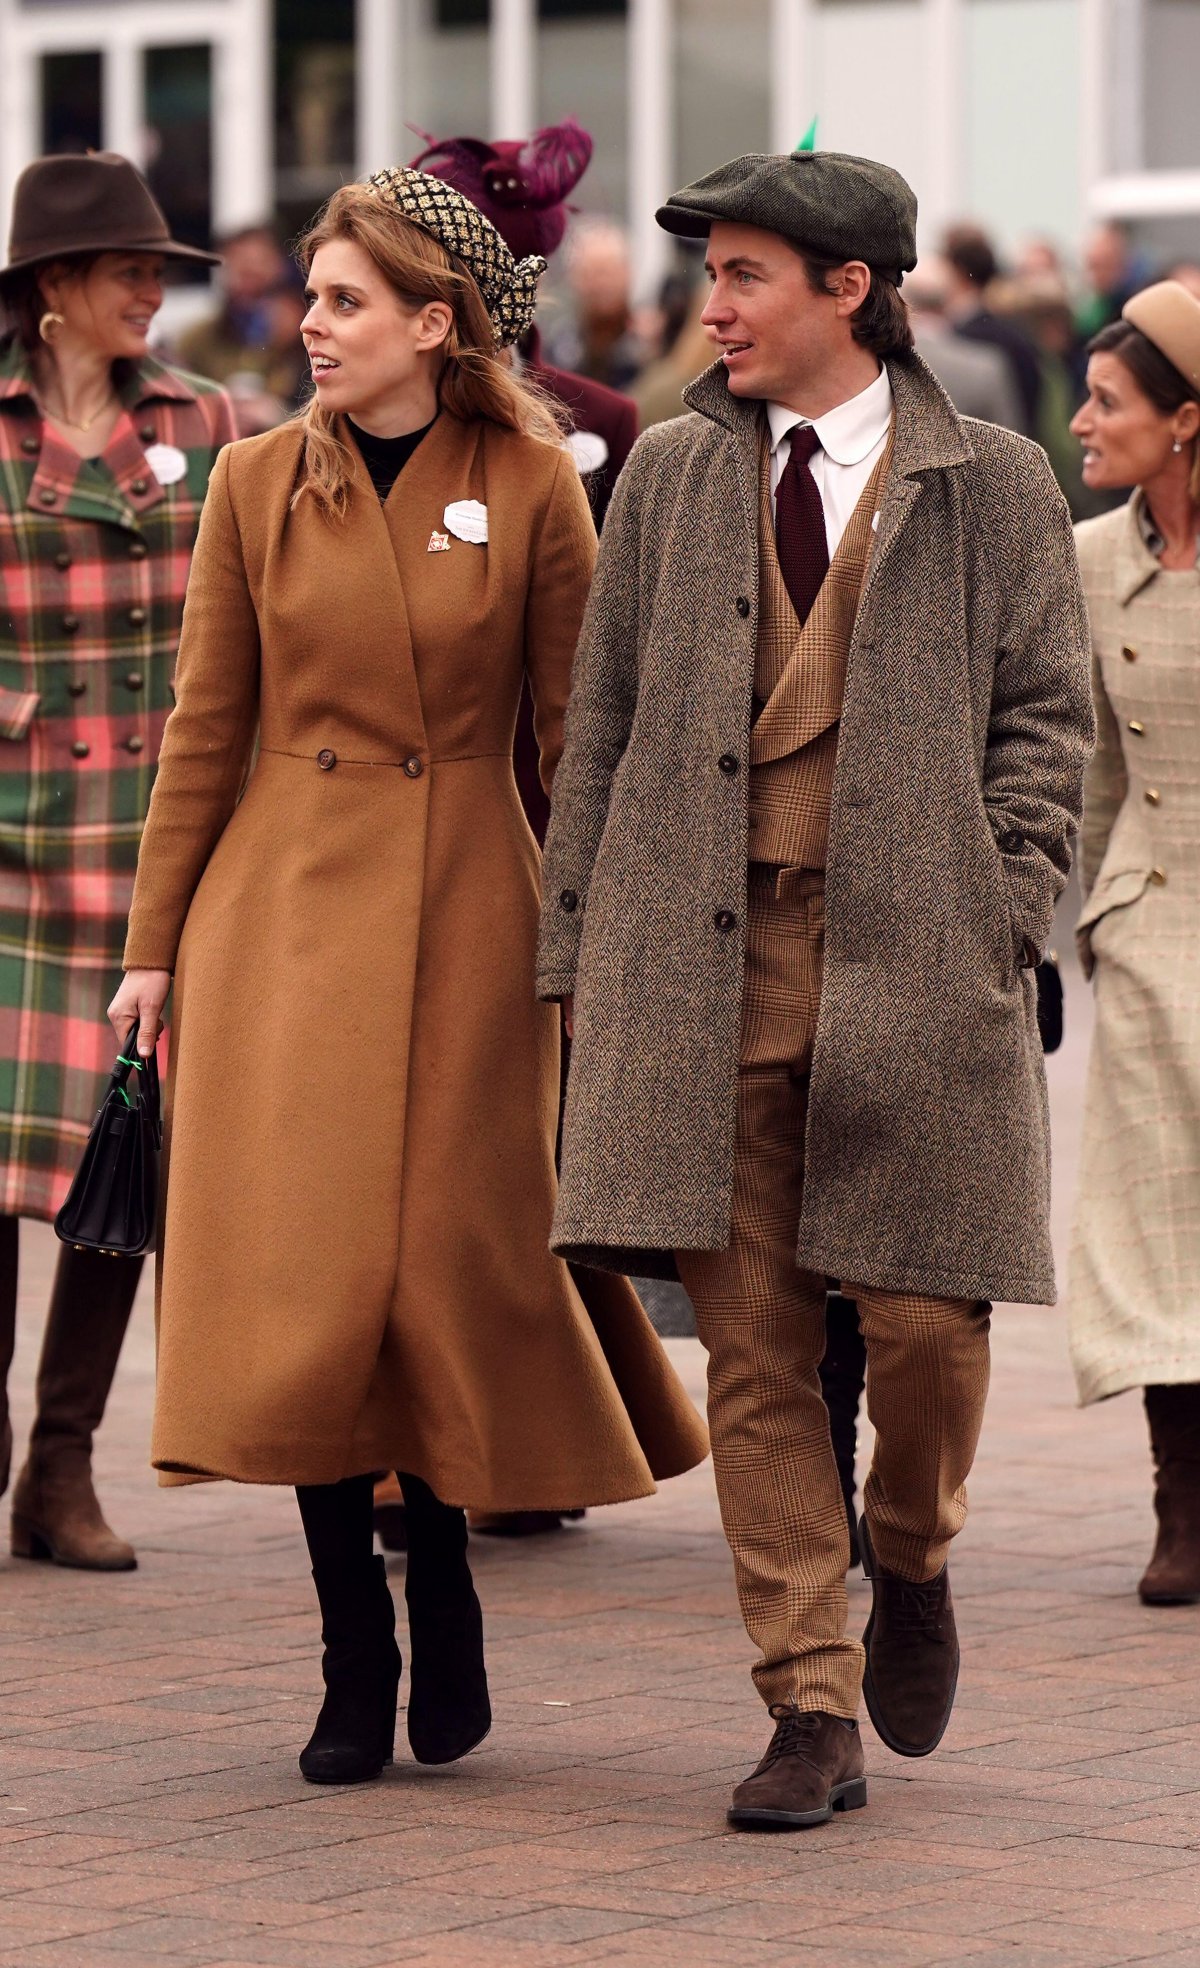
<box><xmin>537</xmin><ymin>354</ymin><xmax>1095</xmax><ymax>1304</ymax></box>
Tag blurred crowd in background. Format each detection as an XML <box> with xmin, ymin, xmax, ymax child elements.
<box><xmin>162</xmin><ymin>198</ymin><xmax>1200</xmax><ymax>523</ymax></box>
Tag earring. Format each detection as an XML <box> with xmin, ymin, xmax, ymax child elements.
<box><xmin>38</xmin><ymin>310</ymin><xmax>64</xmax><ymax>345</ymax></box>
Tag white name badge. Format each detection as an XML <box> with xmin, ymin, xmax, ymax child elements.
<box><xmin>443</xmin><ymin>499</ymin><xmax>488</xmax><ymax>545</ymax></box>
<box><xmin>145</xmin><ymin>442</ymin><xmax>188</xmax><ymax>486</ymax></box>
<box><xmin>567</xmin><ymin>429</ymin><xmax>610</xmax><ymax>476</ymax></box>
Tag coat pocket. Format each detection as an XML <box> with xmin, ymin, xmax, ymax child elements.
<box><xmin>1075</xmin><ymin>867</ymin><xmax>1152</xmax><ymax>980</ymax></box>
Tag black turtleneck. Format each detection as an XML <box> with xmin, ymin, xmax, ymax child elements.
<box><xmin>348</xmin><ymin>415</ymin><xmax>437</xmax><ymax>501</ymax></box>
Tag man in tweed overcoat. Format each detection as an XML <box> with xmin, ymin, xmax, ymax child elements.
<box><xmin>537</xmin><ymin>150</ymin><xmax>1095</xmax><ymax>1830</ymax></box>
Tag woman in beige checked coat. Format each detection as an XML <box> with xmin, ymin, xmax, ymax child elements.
<box><xmin>1067</xmin><ymin>283</ymin><xmax>1200</xmax><ymax>1604</ymax></box>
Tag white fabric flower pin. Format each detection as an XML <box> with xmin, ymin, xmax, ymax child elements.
<box><xmin>443</xmin><ymin>499</ymin><xmax>488</xmax><ymax>545</ymax></box>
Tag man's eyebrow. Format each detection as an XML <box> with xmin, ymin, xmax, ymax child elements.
<box><xmin>703</xmin><ymin>254</ymin><xmax>770</xmax><ymax>277</ymax></box>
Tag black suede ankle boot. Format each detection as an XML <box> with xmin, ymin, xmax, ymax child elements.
<box><xmin>400</xmin><ymin>1472</ymin><xmax>491</xmax><ymax>1765</ymax></box>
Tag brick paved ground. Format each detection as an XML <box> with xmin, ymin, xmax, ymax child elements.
<box><xmin>3</xmin><ymin>909</ymin><xmax>1200</xmax><ymax>1968</ymax></box>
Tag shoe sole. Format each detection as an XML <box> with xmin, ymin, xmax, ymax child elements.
<box><xmin>409</xmin><ymin>1716</ymin><xmax>492</xmax><ymax>1767</ymax></box>
<box><xmin>299</xmin><ymin>1753</ymin><xmax>394</xmax><ymax>1786</ymax></box>
<box><xmin>727</xmin><ymin>1776</ymin><xmax>868</xmax><ymax>1830</ymax></box>
<box><xmin>860</xmin><ymin>1518</ymin><xmax>957</xmax><ymax>1759</ymax></box>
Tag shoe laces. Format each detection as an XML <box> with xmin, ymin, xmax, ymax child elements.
<box><xmin>890</xmin><ymin>1575</ymin><xmax>947</xmax><ymax>1640</ymax></box>
<box><xmin>763</xmin><ymin>1705</ymin><xmax>824</xmax><ymax>1765</ymax></box>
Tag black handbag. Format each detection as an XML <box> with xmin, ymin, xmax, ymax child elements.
<box><xmin>1035</xmin><ymin>953</ymin><xmax>1064</xmax><ymax>1055</ymax></box>
<box><xmin>54</xmin><ymin>1024</ymin><xmax>162</xmax><ymax>1256</ymax></box>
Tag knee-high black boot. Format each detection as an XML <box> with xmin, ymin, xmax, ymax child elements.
<box><xmin>400</xmin><ymin>1472</ymin><xmax>491</xmax><ymax>1765</ymax></box>
<box><xmin>296</xmin><ymin>1475</ymin><xmax>402</xmax><ymax>1784</ymax></box>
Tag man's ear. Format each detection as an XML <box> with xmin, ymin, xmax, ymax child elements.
<box><xmin>830</xmin><ymin>261</ymin><xmax>872</xmax><ymax>319</ymax></box>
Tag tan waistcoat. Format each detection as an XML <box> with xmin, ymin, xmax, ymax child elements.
<box><xmin>748</xmin><ymin>420</ymin><xmax>894</xmax><ymax>869</ymax></box>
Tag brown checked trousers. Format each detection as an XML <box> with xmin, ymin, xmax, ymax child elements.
<box><xmin>677</xmin><ymin>867</ymin><xmax>992</xmax><ymax>1717</ymax></box>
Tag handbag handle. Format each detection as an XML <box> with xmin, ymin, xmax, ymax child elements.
<box><xmin>113</xmin><ymin>1021</ymin><xmax>161</xmax><ymax>1140</ymax></box>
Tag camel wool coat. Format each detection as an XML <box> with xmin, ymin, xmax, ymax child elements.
<box><xmin>538</xmin><ymin>355</ymin><xmax>1095</xmax><ymax>1304</ymax></box>
<box><xmin>123</xmin><ymin>409</ymin><xmax>709</xmax><ymax>1499</ymax></box>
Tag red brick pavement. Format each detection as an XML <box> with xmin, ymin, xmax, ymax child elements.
<box><xmin>3</xmin><ymin>929</ymin><xmax>1200</xmax><ymax>1967</ymax></box>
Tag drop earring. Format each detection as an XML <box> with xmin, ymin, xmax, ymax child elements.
<box><xmin>38</xmin><ymin>311</ymin><xmax>64</xmax><ymax>345</ymax></box>
<box><xmin>1172</xmin><ymin>440</ymin><xmax>1184</xmax><ymax>453</ymax></box>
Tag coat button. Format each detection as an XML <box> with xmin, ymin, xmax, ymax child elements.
<box><xmin>39</xmin><ymin>488</ymin><xmax>57</xmax><ymax>506</ymax></box>
<box><xmin>1121</xmin><ymin>644</ymin><xmax>1137</xmax><ymax>662</ymax></box>
<box><xmin>560</xmin><ymin>890</ymin><xmax>578</xmax><ymax>912</ymax></box>
<box><xmin>317</xmin><ymin>749</ymin><xmax>337</xmax><ymax>771</ymax></box>
<box><xmin>125</xmin><ymin>671</ymin><xmax>144</xmax><ymax>691</ymax></box>
<box><xmin>714</xmin><ymin>909</ymin><xmax>737</xmax><ymax>932</ymax></box>
<box><xmin>130</xmin><ymin>478</ymin><xmax>149</xmax><ymax>496</ymax></box>
<box><xmin>128</xmin><ymin>540</ymin><xmax>148</xmax><ymax>560</ymax></box>
<box><xmin>128</xmin><ymin>606</ymin><xmax>147</xmax><ymax>627</ymax></box>
<box><xmin>67</xmin><ymin>680</ymin><xmax>86</xmax><ymax>698</ymax></box>
<box><xmin>139</xmin><ymin>424</ymin><xmax>155</xmax><ymax>443</ymax></box>
<box><xmin>71</xmin><ymin>740</ymin><xmax>90</xmax><ymax>760</ymax></box>
<box><xmin>1127</xmin><ymin>720</ymin><xmax>1145</xmax><ymax>735</ymax></box>
<box><xmin>125</xmin><ymin>734</ymin><xmax>144</xmax><ymax>754</ymax></box>
<box><xmin>403</xmin><ymin>755</ymin><xmax>424</xmax><ymax>779</ymax></box>
<box><xmin>736</xmin><ymin>596</ymin><xmax>751</xmax><ymax>618</ymax></box>
<box><xmin>997</xmin><ymin>828</ymin><xmax>1024</xmax><ymax>853</ymax></box>
<box><xmin>718</xmin><ymin>753</ymin><xmax>740</xmax><ymax>775</ymax></box>
<box><xmin>62</xmin><ymin>613</ymin><xmax>80</xmax><ymax>633</ymax></box>
<box><xmin>1150</xmin><ymin>867</ymin><xmax>1167</xmax><ymax>885</ymax></box>
<box><xmin>1144</xmin><ymin>787</ymin><xmax>1161</xmax><ymax>805</ymax></box>
<box><xmin>20</xmin><ymin>436</ymin><xmax>39</xmax><ymax>456</ymax></box>
<box><xmin>54</xmin><ymin>550</ymin><xmax>71</xmax><ymax>571</ymax></box>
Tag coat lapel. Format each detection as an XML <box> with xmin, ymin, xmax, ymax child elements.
<box><xmin>1116</xmin><ymin>493</ymin><xmax>1163</xmax><ymax>606</ymax></box>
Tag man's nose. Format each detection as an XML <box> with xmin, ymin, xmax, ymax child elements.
<box><xmin>701</xmin><ymin>291</ymin><xmax>731</xmax><ymax>327</ymax></box>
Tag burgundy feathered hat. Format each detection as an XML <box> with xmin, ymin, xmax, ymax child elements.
<box><xmin>411</xmin><ymin>117</ymin><xmax>593</xmax><ymax>263</ymax></box>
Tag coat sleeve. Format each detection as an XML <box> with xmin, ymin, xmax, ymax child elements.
<box><xmin>535</xmin><ymin>442</ymin><xmax>647</xmax><ymax>1002</ymax></box>
<box><xmin>981</xmin><ymin>450</ymin><xmax>1096</xmax><ymax>960</ymax></box>
<box><xmin>123</xmin><ymin>444</ymin><xmax>260</xmax><ymax>970</ymax></box>
<box><xmin>1078</xmin><ymin>641</ymin><xmax>1127</xmax><ymax>902</ymax></box>
<box><xmin>524</xmin><ymin>449</ymin><xmax>598</xmax><ymax>800</ymax></box>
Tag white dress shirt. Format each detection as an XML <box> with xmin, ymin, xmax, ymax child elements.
<box><xmin>767</xmin><ymin>366</ymin><xmax>894</xmax><ymax>560</ymax></box>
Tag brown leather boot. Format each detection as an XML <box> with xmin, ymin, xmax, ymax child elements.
<box><xmin>10</xmin><ymin>1243</ymin><xmax>141</xmax><ymax>1571</ymax></box>
<box><xmin>728</xmin><ymin>1707</ymin><xmax>866</xmax><ymax>1830</ymax></box>
<box><xmin>1139</xmin><ymin>1385</ymin><xmax>1200</xmax><ymax>1605</ymax></box>
<box><xmin>860</xmin><ymin>1515</ymin><xmax>959</xmax><ymax>1757</ymax></box>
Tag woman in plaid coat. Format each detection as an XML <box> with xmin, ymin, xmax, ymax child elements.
<box><xmin>0</xmin><ymin>153</ymin><xmax>233</xmax><ymax>1571</ymax></box>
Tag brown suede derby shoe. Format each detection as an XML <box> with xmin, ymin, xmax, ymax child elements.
<box><xmin>860</xmin><ymin>1516</ymin><xmax>958</xmax><ymax>1757</ymax></box>
<box><xmin>727</xmin><ymin>1707</ymin><xmax>866</xmax><ymax>1830</ymax></box>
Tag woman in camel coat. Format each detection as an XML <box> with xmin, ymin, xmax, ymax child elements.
<box><xmin>111</xmin><ymin>169</ymin><xmax>706</xmax><ymax>1790</ymax></box>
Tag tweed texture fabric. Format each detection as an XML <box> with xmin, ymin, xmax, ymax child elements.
<box><xmin>749</xmin><ymin>422</ymin><xmax>892</xmax><ymax>870</ymax></box>
<box><xmin>366</xmin><ymin>167</ymin><xmax>545</xmax><ymax>348</ymax></box>
<box><xmin>0</xmin><ymin>337</ymin><xmax>233</xmax><ymax>1221</ymax></box>
<box><xmin>655</xmin><ymin>151</ymin><xmax>918</xmax><ymax>285</ymax></box>
<box><xmin>537</xmin><ymin>352</ymin><xmax>1094</xmax><ymax>1302</ymax></box>
<box><xmin>677</xmin><ymin>867</ymin><xmax>990</xmax><ymax>1714</ymax></box>
<box><xmin>123</xmin><ymin>412</ymin><xmax>708</xmax><ymax>1499</ymax></box>
<box><xmin>1067</xmin><ymin>496</ymin><xmax>1200</xmax><ymax>1404</ymax></box>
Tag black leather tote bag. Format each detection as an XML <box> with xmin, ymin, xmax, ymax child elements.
<box><xmin>54</xmin><ymin>1025</ymin><xmax>162</xmax><ymax>1256</ymax></box>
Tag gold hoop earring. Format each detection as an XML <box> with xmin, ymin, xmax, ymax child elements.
<box><xmin>38</xmin><ymin>310</ymin><xmax>65</xmax><ymax>345</ymax></box>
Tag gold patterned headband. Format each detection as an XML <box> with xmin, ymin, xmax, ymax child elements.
<box><xmin>365</xmin><ymin>165</ymin><xmax>546</xmax><ymax>349</ymax></box>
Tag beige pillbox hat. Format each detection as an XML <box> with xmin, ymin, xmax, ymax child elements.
<box><xmin>1122</xmin><ymin>280</ymin><xmax>1200</xmax><ymax>391</ymax></box>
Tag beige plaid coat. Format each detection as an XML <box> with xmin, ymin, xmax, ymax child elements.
<box><xmin>1068</xmin><ymin>496</ymin><xmax>1200</xmax><ymax>1401</ymax></box>
<box><xmin>537</xmin><ymin>354</ymin><xmax>1095</xmax><ymax>1305</ymax></box>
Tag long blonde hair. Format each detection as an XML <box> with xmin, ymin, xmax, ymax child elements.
<box><xmin>292</xmin><ymin>182</ymin><xmax>564</xmax><ymax>518</ymax></box>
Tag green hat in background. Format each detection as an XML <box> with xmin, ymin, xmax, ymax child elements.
<box><xmin>656</xmin><ymin>149</ymin><xmax>918</xmax><ymax>285</ymax></box>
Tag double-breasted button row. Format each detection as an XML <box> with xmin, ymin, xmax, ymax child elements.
<box><xmin>66</xmin><ymin>674</ymin><xmax>143</xmax><ymax>698</ymax></box>
<box><xmin>60</xmin><ymin>607</ymin><xmax>146</xmax><ymax>633</ymax></box>
<box><xmin>70</xmin><ymin>735</ymin><xmax>145</xmax><ymax>759</ymax></box>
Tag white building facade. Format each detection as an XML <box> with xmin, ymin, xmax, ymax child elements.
<box><xmin>1</xmin><ymin>0</ymin><xmax>1197</xmax><ymax>297</ymax></box>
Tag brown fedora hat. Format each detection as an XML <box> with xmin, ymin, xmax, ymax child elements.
<box><xmin>0</xmin><ymin>150</ymin><xmax>220</xmax><ymax>289</ymax></box>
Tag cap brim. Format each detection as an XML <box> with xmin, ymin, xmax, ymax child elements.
<box><xmin>655</xmin><ymin>201</ymin><xmax>715</xmax><ymax>239</ymax></box>
<box><xmin>0</xmin><ymin>235</ymin><xmax>220</xmax><ymax>288</ymax></box>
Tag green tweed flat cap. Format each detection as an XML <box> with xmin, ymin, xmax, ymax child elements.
<box><xmin>657</xmin><ymin>151</ymin><xmax>918</xmax><ymax>282</ymax></box>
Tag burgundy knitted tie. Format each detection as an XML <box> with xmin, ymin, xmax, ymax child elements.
<box><xmin>774</xmin><ymin>424</ymin><xmax>829</xmax><ymax>625</ymax></box>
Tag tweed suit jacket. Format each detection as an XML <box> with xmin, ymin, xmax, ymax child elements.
<box><xmin>749</xmin><ymin>426</ymin><xmax>893</xmax><ymax>869</ymax></box>
<box><xmin>537</xmin><ymin>352</ymin><xmax>1095</xmax><ymax>1305</ymax></box>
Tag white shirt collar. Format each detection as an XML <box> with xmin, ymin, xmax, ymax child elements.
<box><xmin>766</xmin><ymin>365</ymin><xmax>893</xmax><ymax>467</ymax></box>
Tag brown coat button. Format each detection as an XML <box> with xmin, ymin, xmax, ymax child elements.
<box><xmin>403</xmin><ymin>755</ymin><xmax>424</xmax><ymax>779</ymax></box>
<box><xmin>714</xmin><ymin>909</ymin><xmax>737</xmax><ymax>932</ymax></box>
<box><xmin>67</xmin><ymin>680</ymin><xmax>86</xmax><ymax>698</ymax></box>
<box><xmin>718</xmin><ymin>753</ymin><xmax>740</xmax><ymax>775</ymax></box>
<box><xmin>736</xmin><ymin>596</ymin><xmax>751</xmax><ymax>618</ymax></box>
<box><xmin>39</xmin><ymin>488</ymin><xmax>57</xmax><ymax>506</ymax></box>
<box><xmin>62</xmin><ymin>614</ymin><xmax>80</xmax><ymax>633</ymax></box>
<box><xmin>317</xmin><ymin>749</ymin><xmax>337</xmax><ymax>771</ymax></box>
<box><xmin>54</xmin><ymin>550</ymin><xmax>71</xmax><ymax>571</ymax></box>
<box><xmin>128</xmin><ymin>606</ymin><xmax>147</xmax><ymax>626</ymax></box>
<box><xmin>71</xmin><ymin>740</ymin><xmax>90</xmax><ymax>760</ymax></box>
<box><xmin>20</xmin><ymin>436</ymin><xmax>39</xmax><ymax>456</ymax></box>
<box><xmin>1144</xmin><ymin>787</ymin><xmax>1161</xmax><ymax>805</ymax></box>
<box><xmin>128</xmin><ymin>540</ymin><xmax>148</xmax><ymax>560</ymax></box>
<box><xmin>125</xmin><ymin>671</ymin><xmax>144</xmax><ymax>691</ymax></box>
<box><xmin>559</xmin><ymin>890</ymin><xmax>578</xmax><ymax>912</ymax></box>
<box><xmin>1150</xmin><ymin>867</ymin><xmax>1167</xmax><ymax>885</ymax></box>
<box><xmin>1121</xmin><ymin>644</ymin><xmax>1137</xmax><ymax>661</ymax></box>
<box><xmin>125</xmin><ymin>734</ymin><xmax>145</xmax><ymax>754</ymax></box>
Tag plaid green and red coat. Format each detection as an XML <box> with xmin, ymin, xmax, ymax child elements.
<box><xmin>0</xmin><ymin>336</ymin><xmax>235</xmax><ymax>1221</ymax></box>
